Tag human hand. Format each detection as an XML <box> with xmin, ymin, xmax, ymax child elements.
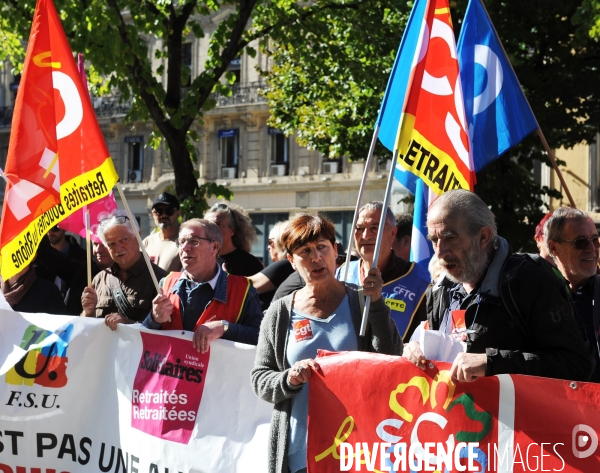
<box><xmin>81</xmin><ymin>286</ymin><xmax>98</xmax><ymax>317</ymax></box>
<box><xmin>192</xmin><ymin>321</ymin><xmax>225</xmax><ymax>353</ymax></box>
<box><xmin>402</xmin><ymin>341</ymin><xmax>427</xmax><ymax>370</ymax></box>
<box><xmin>288</xmin><ymin>358</ymin><xmax>320</xmax><ymax>386</ymax></box>
<box><xmin>449</xmin><ymin>352</ymin><xmax>487</xmax><ymax>382</ymax></box>
<box><xmin>363</xmin><ymin>267</ymin><xmax>384</xmax><ymax>302</ymax></box>
<box><xmin>105</xmin><ymin>313</ymin><xmax>129</xmax><ymax>331</ymax></box>
<box><xmin>152</xmin><ymin>294</ymin><xmax>173</xmax><ymax>324</ymax></box>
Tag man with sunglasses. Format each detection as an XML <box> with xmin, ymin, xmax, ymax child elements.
<box><xmin>546</xmin><ymin>207</ymin><xmax>600</xmax><ymax>381</ymax></box>
<box><xmin>146</xmin><ymin>219</ymin><xmax>262</xmax><ymax>353</ymax></box>
<box><xmin>143</xmin><ymin>192</ymin><xmax>182</xmax><ymax>272</ymax></box>
<box><xmin>402</xmin><ymin>190</ymin><xmax>591</xmax><ymax>383</ymax></box>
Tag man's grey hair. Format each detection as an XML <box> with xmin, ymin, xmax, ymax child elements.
<box><xmin>544</xmin><ymin>207</ymin><xmax>591</xmax><ymax>255</ymax></box>
<box><xmin>97</xmin><ymin>210</ymin><xmax>139</xmax><ymax>245</ymax></box>
<box><xmin>430</xmin><ymin>189</ymin><xmax>497</xmax><ymax>239</ymax></box>
<box><xmin>358</xmin><ymin>201</ymin><xmax>395</xmax><ymax>227</ymax></box>
<box><xmin>180</xmin><ymin>219</ymin><xmax>223</xmax><ymax>248</ymax></box>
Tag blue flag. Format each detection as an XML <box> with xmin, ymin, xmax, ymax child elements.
<box><xmin>409</xmin><ymin>178</ymin><xmax>434</xmax><ymax>265</ymax></box>
<box><xmin>457</xmin><ymin>0</ymin><xmax>538</xmax><ymax>171</ymax></box>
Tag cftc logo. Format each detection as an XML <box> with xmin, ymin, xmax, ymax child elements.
<box><xmin>5</xmin><ymin>323</ymin><xmax>74</xmax><ymax>388</ymax></box>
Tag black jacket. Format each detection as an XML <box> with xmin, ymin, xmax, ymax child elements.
<box><xmin>426</xmin><ymin>237</ymin><xmax>592</xmax><ymax>381</ymax></box>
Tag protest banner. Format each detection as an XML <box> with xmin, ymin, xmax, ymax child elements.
<box><xmin>308</xmin><ymin>351</ymin><xmax>600</xmax><ymax>472</ymax></box>
<box><xmin>0</xmin><ymin>310</ymin><xmax>271</xmax><ymax>472</ymax></box>
<box><xmin>0</xmin><ymin>0</ymin><xmax>119</xmax><ymax>280</ymax></box>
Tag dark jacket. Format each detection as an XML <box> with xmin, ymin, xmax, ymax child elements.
<box><xmin>13</xmin><ymin>277</ymin><xmax>67</xmax><ymax>315</ymax></box>
<box><xmin>35</xmin><ymin>236</ymin><xmax>100</xmax><ymax>315</ymax></box>
<box><xmin>426</xmin><ymin>237</ymin><xmax>592</xmax><ymax>381</ymax></box>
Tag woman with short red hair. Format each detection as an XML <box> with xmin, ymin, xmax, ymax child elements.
<box><xmin>251</xmin><ymin>213</ymin><xmax>402</xmax><ymax>473</ymax></box>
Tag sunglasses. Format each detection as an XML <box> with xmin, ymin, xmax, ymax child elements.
<box><xmin>99</xmin><ymin>215</ymin><xmax>130</xmax><ymax>227</ymax></box>
<box><xmin>153</xmin><ymin>206</ymin><xmax>176</xmax><ymax>217</ymax></box>
<box><xmin>558</xmin><ymin>236</ymin><xmax>600</xmax><ymax>250</ymax></box>
<box><xmin>48</xmin><ymin>225</ymin><xmax>60</xmax><ymax>232</ymax></box>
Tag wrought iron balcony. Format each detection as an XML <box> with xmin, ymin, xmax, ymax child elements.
<box><xmin>92</xmin><ymin>95</ymin><xmax>133</xmax><ymax>118</ymax></box>
<box><xmin>211</xmin><ymin>81</ymin><xmax>268</xmax><ymax>107</ymax></box>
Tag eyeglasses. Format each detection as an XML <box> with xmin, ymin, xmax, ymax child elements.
<box><xmin>99</xmin><ymin>215</ymin><xmax>130</xmax><ymax>227</ymax></box>
<box><xmin>152</xmin><ymin>206</ymin><xmax>176</xmax><ymax>217</ymax></box>
<box><xmin>177</xmin><ymin>236</ymin><xmax>213</xmax><ymax>248</ymax></box>
<box><xmin>557</xmin><ymin>236</ymin><xmax>600</xmax><ymax>250</ymax></box>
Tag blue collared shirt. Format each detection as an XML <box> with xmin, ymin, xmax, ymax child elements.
<box><xmin>143</xmin><ymin>267</ymin><xmax>263</xmax><ymax>346</ymax></box>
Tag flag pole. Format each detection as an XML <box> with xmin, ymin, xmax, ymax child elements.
<box><xmin>85</xmin><ymin>210</ymin><xmax>92</xmax><ymax>286</ymax></box>
<box><xmin>536</xmin><ymin>129</ymin><xmax>576</xmax><ymax>208</ymax></box>
<box><xmin>478</xmin><ymin>0</ymin><xmax>576</xmax><ymax>208</ymax></box>
<box><xmin>115</xmin><ymin>182</ymin><xmax>161</xmax><ymax>294</ymax></box>
<box><xmin>359</xmin><ymin>0</ymin><xmax>433</xmax><ymax>336</ymax></box>
<box><xmin>342</xmin><ymin>126</ymin><xmax>380</xmax><ymax>283</ymax></box>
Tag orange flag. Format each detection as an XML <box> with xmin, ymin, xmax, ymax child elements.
<box><xmin>0</xmin><ymin>0</ymin><xmax>119</xmax><ymax>280</ymax></box>
<box><xmin>393</xmin><ymin>0</ymin><xmax>475</xmax><ymax>194</ymax></box>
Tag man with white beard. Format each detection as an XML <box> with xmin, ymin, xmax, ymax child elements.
<box><xmin>402</xmin><ymin>190</ymin><xmax>591</xmax><ymax>383</ymax></box>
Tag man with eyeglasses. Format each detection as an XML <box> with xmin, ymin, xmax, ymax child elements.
<box><xmin>402</xmin><ymin>190</ymin><xmax>591</xmax><ymax>383</ymax></box>
<box><xmin>81</xmin><ymin>211</ymin><xmax>168</xmax><ymax>329</ymax></box>
<box><xmin>204</xmin><ymin>202</ymin><xmax>264</xmax><ymax>277</ymax></box>
<box><xmin>143</xmin><ymin>192</ymin><xmax>182</xmax><ymax>272</ymax></box>
<box><xmin>546</xmin><ymin>207</ymin><xmax>600</xmax><ymax>381</ymax></box>
<box><xmin>145</xmin><ymin>218</ymin><xmax>262</xmax><ymax>353</ymax></box>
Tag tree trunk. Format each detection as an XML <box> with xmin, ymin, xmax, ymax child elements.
<box><xmin>162</xmin><ymin>128</ymin><xmax>198</xmax><ymax>202</ymax></box>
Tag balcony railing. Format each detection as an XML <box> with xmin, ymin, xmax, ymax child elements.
<box><xmin>0</xmin><ymin>81</ymin><xmax>268</xmax><ymax>128</ymax></box>
<box><xmin>92</xmin><ymin>95</ymin><xmax>133</xmax><ymax>118</ymax></box>
<box><xmin>211</xmin><ymin>81</ymin><xmax>268</xmax><ymax>107</ymax></box>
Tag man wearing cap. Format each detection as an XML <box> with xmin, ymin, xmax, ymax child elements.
<box><xmin>143</xmin><ymin>192</ymin><xmax>182</xmax><ymax>273</ymax></box>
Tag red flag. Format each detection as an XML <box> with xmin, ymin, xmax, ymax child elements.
<box><xmin>0</xmin><ymin>0</ymin><xmax>119</xmax><ymax>279</ymax></box>
<box><xmin>308</xmin><ymin>351</ymin><xmax>600</xmax><ymax>472</ymax></box>
<box><xmin>57</xmin><ymin>53</ymin><xmax>118</xmax><ymax>242</ymax></box>
<box><xmin>392</xmin><ymin>0</ymin><xmax>475</xmax><ymax>194</ymax></box>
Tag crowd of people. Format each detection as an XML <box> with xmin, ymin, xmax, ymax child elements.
<box><xmin>1</xmin><ymin>189</ymin><xmax>598</xmax><ymax>473</ymax></box>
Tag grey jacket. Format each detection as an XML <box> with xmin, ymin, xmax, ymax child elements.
<box><xmin>251</xmin><ymin>283</ymin><xmax>402</xmax><ymax>473</ymax></box>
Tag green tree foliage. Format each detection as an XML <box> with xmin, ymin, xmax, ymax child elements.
<box><xmin>0</xmin><ymin>0</ymin><xmax>269</xmax><ymax>202</ymax></box>
<box><xmin>262</xmin><ymin>0</ymin><xmax>600</xmax><ymax>250</ymax></box>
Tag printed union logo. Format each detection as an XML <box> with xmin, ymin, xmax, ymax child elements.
<box><xmin>572</xmin><ymin>424</ymin><xmax>598</xmax><ymax>459</ymax></box>
<box><xmin>386</xmin><ymin>298</ymin><xmax>407</xmax><ymax>312</ymax></box>
<box><xmin>5</xmin><ymin>323</ymin><xmax>74</xmax><ymax>388</ymax></box>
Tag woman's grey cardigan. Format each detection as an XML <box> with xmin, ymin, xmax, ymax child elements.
<box><xmin>251</xmin><ymin>283</ymin><xmax>403</xmax><ymax>473</ymax></box>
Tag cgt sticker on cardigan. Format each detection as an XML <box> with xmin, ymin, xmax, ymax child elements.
<box><xmin>132</xmin><ymin>332</ymin><xmax>210</xmax><ymax>444</ymax></box>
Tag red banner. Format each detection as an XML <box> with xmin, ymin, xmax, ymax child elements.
<box><xmin>0</xmin><ymin>0</ymin><xmax>118</xmax><ymax>280</ymax></box>
<box><xmin>308</xmin><ymin>351</ymin><xmax>600</xmax><ymax>472</ymax></box>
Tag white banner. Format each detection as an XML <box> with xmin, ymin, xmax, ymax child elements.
<box><xmin>0</xmin><ymin>310</ymin><xmax>271</xmax><ymax>472</ymax></box>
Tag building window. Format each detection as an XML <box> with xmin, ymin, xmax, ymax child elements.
<box><xmin>219</xmin><ymin>129</ymin><xmax>239</xmax><ymax>179</ymax></box>
<box><xmin>250</xmin><ymin>212</ymin><xmax>290</xmax><ymax>264</ymax></box>
<box><xmin>125</xmin><ymin>136</ymin><xmax>144</xmax><ymax>182</ymax></box>
<box><xmin>269</xmin><ymin>127</ymin><xmax>289</xmax><ymax>176</ymax></box>
<box><xmin>227</xmin><ymin>56</ymin><xmax>241</xmax><ymax>85</ymax></box>
<box><xmin>321</xmin><ymin>210</ymin><xmax>355</xmax><ymax>254</ymax></box>
<box><xmin>182</xmin><ymin>42</ymin><xmax>192</xmax><ymax>87</ymax></box>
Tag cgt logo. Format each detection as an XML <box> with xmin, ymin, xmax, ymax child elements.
<box><xmin>572</xmin><ymin>424</ymin><xmax>598</xmax><ymax>459</ymax></box>
<box><xmin>5</xmin><ymin>324</ymin><xmax>74</xmax><ymax>388</ymax></box>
